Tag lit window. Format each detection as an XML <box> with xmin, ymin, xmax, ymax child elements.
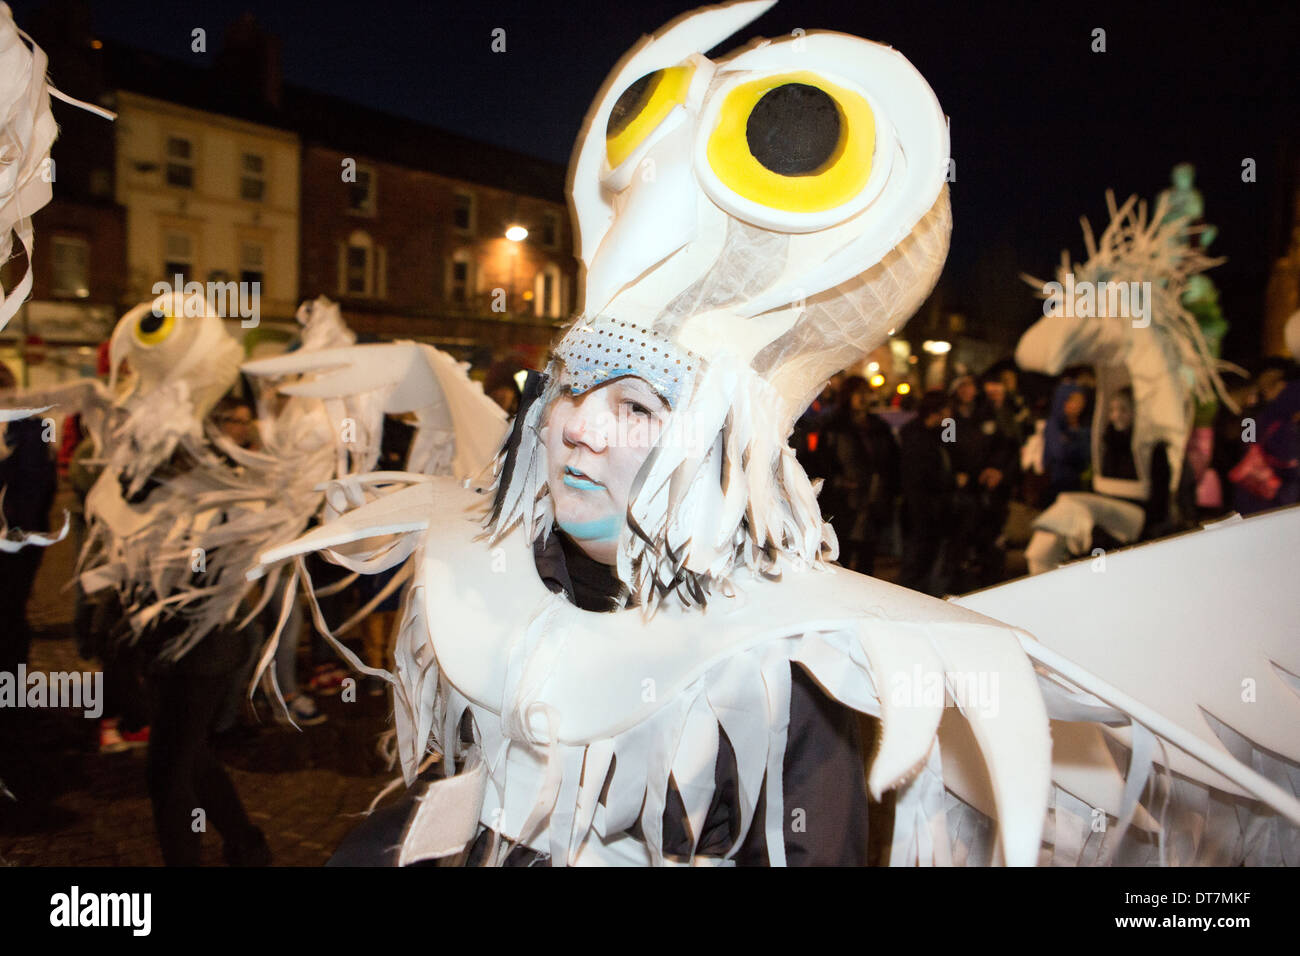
<box><xmin>163</xmin><ymin>232</ymin><xmax>193</xmax><ymax>282</ymax></box>
<box><xmin>452</xmin><ymin>191</ymin><xmax>475</xmax><ymax>234</ymax></box>
<box><xmin>166</xmin><ymin>136</ymin><xmax>193</xmax><ymax>189</ymax></box>
<box><xmin>536</xmin><ymin>264</ymin><xmax>564</xmax><ymax>319</ymax></box>
<box><xmin>240</xmin><ymin>242</ymin><xmax>264</xmax><ymax>287</ymax></box>
<box><xmin>348</xmin><ymin>166</ymin><xmax>376</xmax><ymax>215</ymax></box>
<box><xmin>51</xmin><ymin>237</ymin><xmax>90</xmax><ymax>298</ymax></box>
<box><xmin>240</xmin><ymin>153</ymin><xmax>265</xmax><ymax>202</ymax></box>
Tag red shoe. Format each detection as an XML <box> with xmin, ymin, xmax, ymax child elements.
<box><xmin>120</xmin><ymin>725</ymin><xmax>150</xmax><ymax>748</ymax></box>
<box><xmin>308</xmin><ymin>663</ymin><xmax>348</xmax><ymax>696</ymax></box>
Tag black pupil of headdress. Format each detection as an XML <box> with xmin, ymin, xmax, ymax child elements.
<box><xmin>607</xmin><ymin>71</ymin><xmax>661</xmax><ymax>139</ymax></box>
<box><xmin>140</xmin><ymin>312</ymin><xmax>165</xmax><ymax>335</ymax></box>
<box><xmin>746</xmin><ymin>83</ymin><xmax>841</xmax><ymax>175</ymax></box>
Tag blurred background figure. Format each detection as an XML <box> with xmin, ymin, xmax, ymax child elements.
<box><xmin>897</xmin><ymin>389</ymin><xmax>955</xmax><ymax>596</ymax></box>
<box><xmin>819</xmin><ymin>375</ymin><xmax>899</xmax><ymax>575</ymax></box>
<box><xmin>792</xmin><ymin>371</ymin><xmax>844</xmax><ymax>482</ymax></box>
<box><xmin>1228</xmin><ymin>360</ymin><xmax>1300</xmax><ymax>515</ymax></box>
<box><xmin>483</xmin><ymin>360</ymin><xmax>524</xmax><ymax>417</ymax></box>
<box><xmin>213</xmin><ymin>396</ymin><xmax>260</xmax><ymax>452</ymax></box>
<box><xmin>1042</xmin><ymin>380</ymin><xmax>1092</xmax><ymax>507</ymax></box>
<box><xmin>945</xmin><ymin>374</ymin><xmax>1018</xmax><ymax>591</ymax></box>
<box><xmin>0</xmin><ymin>363</ymin><xmax>57</xmax><ymax>674</ymax></box>
<box><xmin>1100</xmin><ymin>388</ymin><xmax>1138</xmax><ymax>481</ymax></box>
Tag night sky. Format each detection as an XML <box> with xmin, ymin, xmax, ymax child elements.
<box><xmin>13</xmin><ymin>0</ymin><xmax>1298</xmax><ymax>364</ymax></box>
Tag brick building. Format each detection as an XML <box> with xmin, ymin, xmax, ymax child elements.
<box><xmin>9</xmin><ymin>6</ymin><xmax>575</xmax><ymax>381</ymax></box>
<box><xmin>289</xmin><ymin>87</ymin><xmax>574</xmax><ymax>361</ymax></box>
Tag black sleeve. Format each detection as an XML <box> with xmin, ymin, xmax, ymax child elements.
<box><xmin>729</xmin><ymin>663</ymin><xmax>872</xmax><ymax>866</ymax></box>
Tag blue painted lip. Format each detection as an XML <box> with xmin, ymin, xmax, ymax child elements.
<box><xmin>563</xmin><ymin>467</ymin><xmax>603</xmax><ymax>491</ymax></box>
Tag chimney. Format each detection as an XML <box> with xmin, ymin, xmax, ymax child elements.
<box><xmin>218</xmin><ymin>13</ymin><xmax>282</xmax><ymax>110</ymax></box>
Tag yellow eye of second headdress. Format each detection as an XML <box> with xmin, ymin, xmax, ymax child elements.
<box><xmin>707</xmin><ymin>71</ymin><xmax>875</xmax><ymax>213</ymax></box>
<box><xmin>134</xmin><ymin>308</ymin><xmax>175</xmax><ymax>347</ymax></box>
<box><xmin>605</xmin><ymin>64</ymin><xmax>695</xmax><ymax>170</ymax></box>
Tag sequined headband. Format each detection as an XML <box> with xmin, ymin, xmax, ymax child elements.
<box><xmin>553</xmin><ymin>319</ymin><xmax>699</xmax><ymax>408</ymax></box>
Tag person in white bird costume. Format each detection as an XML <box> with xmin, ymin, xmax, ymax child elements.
<box><xmin>252</xmin><ymin>1</ymin><xmax>1300</xmax><ymax>867</ymax></box>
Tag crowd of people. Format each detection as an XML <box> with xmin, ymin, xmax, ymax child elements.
<box><xmin>794</xmin><ymin>353</ymin><xmax>1300</xmax><ymax>597</ymax></box>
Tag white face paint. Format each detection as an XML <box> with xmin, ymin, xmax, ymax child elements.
<box><xmin>541</xmin><ymin>374</ymin><xmax>671</xmax><ymax>566</ymax></box>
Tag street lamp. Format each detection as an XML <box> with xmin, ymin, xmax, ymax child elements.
<box><xmin>505</xmin><ymin>225</ymin><xmax>528</xmax><ymax>242</ymax></box>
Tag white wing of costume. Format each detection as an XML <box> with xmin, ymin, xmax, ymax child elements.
<box><xmin>951</xmin><ymin>507</ymin><xmax>1300</xmax><ymax>865</ymax></box>
<box><xmin>242</xmin><ymin>331</ymin><xmax>509</xmax><ymax>482</ymax></box>
<box><xmin>249</xmin><ymin>2</ymin><xmax>1300</xmax><ymax>867</ymax></box>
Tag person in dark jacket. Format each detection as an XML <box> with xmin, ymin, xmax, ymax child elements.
<box><xmin>945</xmin><ymin>375</ymin><xmax>1018</xmax><ymax>591</ymax></box>
<box><xmin>1043</xmin><ymin>381</ymin><xmax>1092</xmax><ymax>506</ymax></box>
<box><xmin>897</xmin><ymin>389</ymin><xmax>955</xmax><ymax>596</ymax></box>
<box><xmin>819</xmin><ymin>376</ymin><xmax>901</xmax><ymax>574</ymax></box>
<box><xmin>0</xmin><ymin>367</ymin><xmax>57</xmax><ymax>672</ymax></box>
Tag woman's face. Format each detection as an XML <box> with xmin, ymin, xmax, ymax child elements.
<box><xmin>542</xmin><ymin>374</ymin><xmax>671</xmax><ymax>565</ymax></box>
<box><xmin>1108</xmin><ymin>396</ymin><xmax>1133</xmax><ymax>431</ymax></box>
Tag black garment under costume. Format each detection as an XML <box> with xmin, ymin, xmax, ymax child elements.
<box><xmin>145</xmin><ymin>617</ymin><xmax>268</xmax><ymax>866</ymax></box>
<box><xmin>331</xmin><ymin>530</ymin><xmax>873</xmax><ymax>866</ymax></box>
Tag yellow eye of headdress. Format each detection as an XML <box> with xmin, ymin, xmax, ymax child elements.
<box><xmin>605</xmin><ymin>63</ymin><xmax>695</xmax><ymax>169</ymax></box>
<box><xmin>134</xmin><ymin>307</ymin><xmax>175</xmax><ymax>347</ymax></box>
<box><xmin>706</xmin><ymin>70</ymin><xmax>875</xmax><ymax>213</ymax></box>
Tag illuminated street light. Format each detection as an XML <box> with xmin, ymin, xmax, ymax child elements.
<box><xmin>505</xmin><ymin>225</ymin><xmax>528</xmax><ymax>242</ymax></box>
<box><xmin>896</xmin><ymin>382</ymin><xmax>911</xmax><ymax>395</ymax></box>
<box><xmin>922</xmin><ymin>339</ymin><xmax>951</xmax><ymax>354</ymax></box>
<box><xmin>869</xmin><ymin>373</ymin><xmax>885</xmax><ymax>388</ymax></box>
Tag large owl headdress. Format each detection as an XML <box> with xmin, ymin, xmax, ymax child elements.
<box><xmin>487</xmin><ymin>0</ymin><xmax>951</xmax><ymax>608</ymax></box>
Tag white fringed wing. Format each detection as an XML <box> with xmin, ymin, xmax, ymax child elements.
<box><xmin>952</xmin><ymin>506</ymin><xmax>1300</xmax><ymax>864</ymax></box>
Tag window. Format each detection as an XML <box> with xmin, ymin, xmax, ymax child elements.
<box><xmin>163</xmin><ymin>232</ymin><xmax>193</xmax><ymax>282</ymax></box>
<box><xmin>452</xmin><ymin>191</ymin><xmax>475</xmax><ymax>234</ymax></box>
<box><xmin>339</xmin><ymin>231</ymin><xmax>383</xmax><ymax>297</ymax></box>
<box><xmin>348</xmin><ymin>166</ymin><xmax>375</xmax><ymax>215</ymax></box>
<box><xmin>446</xmin><ymin>249</ymin><xmax>475</xmax><ymax>305</ymax></box>
<box><xmin>536</xmin><ymin>263</ymin><xmax>563</xmax><ymax>319</ymax></box>
<box><xmin>240</xmin><ymin>242</ymin><xmax>264</xmax><ymax>287</ymax></box>
<box><xmin>345</xmin><ymin>245</ymin><xmax>369</xmax><ymax>295</ymax></box>
<box><xmin>51</xmin><ymin>237</ymin><xmax>90</xmax><ymax>298</ymax></box>
<box><xmin>240</xmin><ymin>153</ymin><xmax>265</xmax><ymax>202</ymax></box>
<box><xmin>540</xmin><ymin>210</ymin><xmax>560</xmax><ymax>249</ymax></box>
<box><xmin>165</xmin><ymin>136</ymin><xmax>193</xmax><ymax>189</ymax></box>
